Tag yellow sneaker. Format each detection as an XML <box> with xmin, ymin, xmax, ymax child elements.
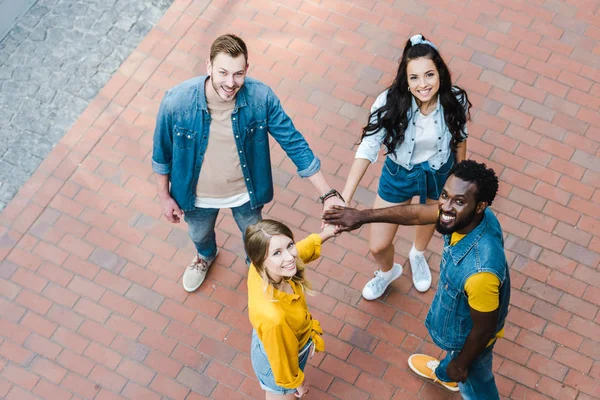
<box><xmin>408</xmin><ymin>354</ymin><xmax>460</xmax><ymax>392</ymax></box>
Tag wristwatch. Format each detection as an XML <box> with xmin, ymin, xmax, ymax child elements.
<box><xmin>318</xmin><ymin>189</ymin><xmax>345</xmax><ymax>204</ymax></box>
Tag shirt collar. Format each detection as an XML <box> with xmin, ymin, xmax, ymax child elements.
<box><xmin>411</xmin><ymin>94</ymin><xmax>441</xmax><ymax>116</ymax></box>
<box><xmin>271</xmin><ymin>280</ymin><xmax>301</xmax><ymax>304</ymax></box>
<box><xmin>445</xmin><ymin>208</ymin><xmax>492</xmax><ymax>265</ymax></box>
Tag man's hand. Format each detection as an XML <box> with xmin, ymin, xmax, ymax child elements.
<box><xmin>445</xmin><ymin>358</ymin><xmax>468</xmax><ymax>383</ymax></box>
<box><xmin>160</xmin><ymin>196</ymin><xmax>183</xmax><ymax>223</ymax></box>
<box><xmin>322</xmin><ymin>205</ymin><xmax>364</xmax><ymax>232</ymax></box>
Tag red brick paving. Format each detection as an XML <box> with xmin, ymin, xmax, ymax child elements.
<box><xmin>1</xmin><ymin>0</ymin><xmax>599</xmax><ymax>399</ymax></box>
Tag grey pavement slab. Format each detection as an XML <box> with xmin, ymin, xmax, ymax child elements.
<box><xmin>0</xmin><ymin>0</ymin><xmax>37</xmax><ymax>41</ymax></box>
<box><xmin>0</xmin><ymin>0</ymin><xmax>173</xmax><ymax>211</ymax></box>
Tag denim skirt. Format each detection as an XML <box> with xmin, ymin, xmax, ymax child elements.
<box><xmin>251</xmin><ymin>330</ymin><xmax>313</xmax><ymax>395</ymax></box>
<box><xmin>377</xmin><ymin>155</ymin><xmax>455</xmax><ymax>204</ymax></box>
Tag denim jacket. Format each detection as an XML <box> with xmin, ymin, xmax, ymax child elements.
<box><xmin>425</xmin><ymin>208</ymin><xmax>511</xmax><ymax>351</ymax></box>
<box><xmin>355</xmin><ymin>89</ymin><xmax>467</xmax><ymax>171</ymax></box>
<box><xmin>152</xmin><ymin>76</ymin><xmax>321</xmax><ymax>211</ymax></box>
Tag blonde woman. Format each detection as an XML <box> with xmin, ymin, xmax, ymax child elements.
<box><xmin>245</xmin><ymin>219</ymin><xmax>336</xmax><ymax>399</ymax></box>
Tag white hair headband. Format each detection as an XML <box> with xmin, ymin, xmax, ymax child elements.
<box><xmin>409</xmin><ymin>34</ymin><xmax>438</xmax><ymax>51</ymax></box>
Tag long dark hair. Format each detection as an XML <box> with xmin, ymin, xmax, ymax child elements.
<box><xmin>362</xmin><ymin>35</ymin><xmax>471</xmax><ymax>155</ymax></box>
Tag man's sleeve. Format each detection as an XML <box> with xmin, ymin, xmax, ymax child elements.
<box><xmin>152</xmin><ymin>91</ymin><xmax>174</xmax><ymax>175</ymax></box>
<box><xmin>265</xmin><ymin>88</ymin><xmax>320</xmax><ymax>178</ymax></box>
<box><xmin>464</xmin><ymin>272</ymin><xmax>500</xmax><ymax>313</ymax></box>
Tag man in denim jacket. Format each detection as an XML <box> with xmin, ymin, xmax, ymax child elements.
<box><xmin>323</xmin><ymin>160</ymin><xmax>510</xmax><ymax>399</ymax></box>
<box><xmin>152</xmin><ymin>34</ymin><xmax>343</xmax><ymax>293</ymax></box>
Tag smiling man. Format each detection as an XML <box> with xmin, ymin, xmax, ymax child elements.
<box><xmin>153</xmin><ymin>34</ymin><xmax>343</xmax><ymax>293</ymax></box>
<box><xmin>323</xmin><ymin>160</ymin><xmax>510</xmax><ymax>399</ymax></box>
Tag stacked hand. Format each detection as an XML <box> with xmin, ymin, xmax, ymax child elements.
<box><xmin>321</xmin><ymin>195</ymin><xmax>346</xmax><ymax>233</ymax></box>
<box><xmin>322</xmin><ymin>205</ymin><xmax>364</xmax><ymax>233</ymax></box>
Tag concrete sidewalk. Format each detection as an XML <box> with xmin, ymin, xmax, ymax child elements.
<box><xmin>0</xmin><ymin>0</ymin><xmax>599</xmax><ymax>399</ymax></box>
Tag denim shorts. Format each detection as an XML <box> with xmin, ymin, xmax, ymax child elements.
<box><xmin>377</xmin><ymin>156</ymin><xmax>455</xmax><ymax>204</ymax></box>
<box><xmin>251</xmin><ymin>330</ymin><xmax>313</xmax><ymax>395</ymax></box>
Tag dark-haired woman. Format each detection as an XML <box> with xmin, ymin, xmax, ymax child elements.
<box><xmin>341</xmin><ymin>34</ymin><xmax>471</xmax><ymax>300</ymax></box>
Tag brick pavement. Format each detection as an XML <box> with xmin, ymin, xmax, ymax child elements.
<box><xmin>0</xmin><ymin>0</ymin><xmax>599</xmax><ymax>399</ymax></box>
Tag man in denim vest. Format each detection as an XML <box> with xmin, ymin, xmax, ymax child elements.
<box><xmin>323</xmin><ymin>160</ymin><xmax>510</xmax><ymax>399</ymax></box>
<box><xmin>152</xmin><ymin>34</ymin><xmax>344</xmax><ymax>293</ymax></box>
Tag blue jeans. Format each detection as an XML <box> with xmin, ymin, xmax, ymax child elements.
<box><xmin>183</xmin><ymin>202</ymin><xmax>262</xmax><ymax>260</ymax></box>
<box><xmin>435</xmin><ymin>346</ymin><xmax>499</xmax><ymax>400</ymax></box>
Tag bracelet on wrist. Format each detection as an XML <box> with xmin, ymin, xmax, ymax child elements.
<box><xmin>318</xmin><ymin>189</ymin><xmax>345</xmax><ymax>204</ymax></box>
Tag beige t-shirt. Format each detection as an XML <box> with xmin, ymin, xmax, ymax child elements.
<box><xmin>195</xmin><ymin>93</ymin><xmax>247</xmax><ymax>203</ymax></box>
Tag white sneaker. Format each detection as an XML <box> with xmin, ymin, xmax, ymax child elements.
<box><xmin>362</xmin><ymin>263</ymin><xmax>403</xmax><ymax>300</ymax></box>
<box><xmin>182</xmin><ymin>250</ymin><xmax>218</xmax><ymax>292</ymax></box>
<box><xmin>409</xmin><ymin>251</ymin><xmax>432</xmax><ymax>292</ymax></box>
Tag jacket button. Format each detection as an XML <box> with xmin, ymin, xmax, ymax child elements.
<box><xmin>243</xmin><ymin>165</ymin><xmax>246</xmax><ymax>167</ymax></box>
<box><xmin>187</xmin><ymin>135</ymin><xmax>191</xmax><ymax>138</ymax></box>
<box><xmin>239</xmin><ymin>150</ymin><xmax>242</xmax><ymax>153</ymax></box>
<box><xmin>259</xmin><ymin>126</ymin><xmax>263</xmax><ymax>129</ymax></box>
<box><xmin>438</xmin><ymin>137</ymin><xmax>441</xmax><ymax>140</ymax></box>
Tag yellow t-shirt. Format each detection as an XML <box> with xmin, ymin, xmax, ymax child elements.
<box><xmin>450</xmin><ymin>232</ymin><xmax>504</xmax><ymax>346</ymax></box>
<box><xmin>247</xmin><ymin>234</ymin><xmax>325</xmax><ymax>389</ymax></box>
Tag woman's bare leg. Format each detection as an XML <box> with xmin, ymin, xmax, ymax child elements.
<box><xmin>369</xmin><ymin>195</ymin><xmax>411</xmax><ymax>272</ymax></box>
<box><xmin>265</xmin><ymin>391</ymin><xmax>298</xmax><ymax>400</ymax></box>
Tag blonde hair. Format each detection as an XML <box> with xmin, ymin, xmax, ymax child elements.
<box><xmin>210</xmin><ymin>34</ymin><xmax>248</xmax><ymax>64</ymax></box>
<box><xmin>245</xmin><ymin>219</ymin><xmax>314</xmax><ymax>297</ymax></box>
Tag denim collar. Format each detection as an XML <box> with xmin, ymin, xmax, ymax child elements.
<box><xmin>409</xmin><ymin>93</ymin><xmax>441</xmax><ymax>121</ymax></box>
<box><xmin>445</xmin><ymin>208</ymin><xmax>493</xmax><ymax>265</ymax></box>
<box><xmin>410</xmin><ymin>94</ymin><xmax>441</xmax><ymax>117</ymax></box>
<box><xmin>197</xmin><ymin>75</ymin><xmax>248</xmax><ymax>112</ymax></box>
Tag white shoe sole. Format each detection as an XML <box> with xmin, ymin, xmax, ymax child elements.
<box><xmin>410</xmin><ymin>255</ymin><xmax>432</xmax><ymax>293</ymax></box>
<box><xmin>362</xmin><ymin>263</ymin><xmax>403</xmax><ymax>301</ymax></box>
<box><xmin>407</xmin><ymin>354</ymin><xmax>460</xmax><ymax>392</ymax></box>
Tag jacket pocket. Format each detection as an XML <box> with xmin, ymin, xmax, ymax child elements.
<box><xmin>439</xmin><ymin>279</ymin><xmax>460</xmax><ymax>312</ymax></box>
<box><xmin>173</xmin><ymin>126</ymin><xmax>197</xmax><ymax>149</ymax></box>
<box><xmin>247</xmin><ymin>120</ymin><xmax>268</xmax><ymax>144</ymax></box>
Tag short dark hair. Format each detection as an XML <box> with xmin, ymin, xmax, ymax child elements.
<box><xmin>210</xmin><ymin>34</ymin><xmax>248</xmax><ymax>63</ymax></box>
<box><xmin>449</xmin><ymin>160</ymin><xmax>499</xmax><ymax>206</ymax></box>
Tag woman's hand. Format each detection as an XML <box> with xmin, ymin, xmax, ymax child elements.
<box><xmin>295</xmin><ymin>376</ymin><xmax>310</xmax><ymax>398</ymax></box>
<box><xmin>319</xmin><ymin>223</ymin><xmax>338</xmax><ymax>242</ymax></box>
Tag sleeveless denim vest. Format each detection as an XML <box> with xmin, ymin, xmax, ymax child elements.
<box><xmin>425</xmin><ymin>208</ymin><xmax>511</xmax><ymax>351</ymax></box>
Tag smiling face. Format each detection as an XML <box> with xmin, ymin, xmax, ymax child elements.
<box><xmin>262</xmin><ymin>234</ymin><xmax>298</xmax><ymax>282</ymax></box>
<box><xmin>436</xmin><ymin>175</ymin><xmax>485</xmax><ymax>235</ymax></box>
<box><xmin>406</xmin><ymin>57</ymin><xmax>440</xmax><ymax>105</ymax></box>
<box><xmin>206</xmin><ymin>52</ymin><xmax>248</xmax><ymax>102</ymax></box>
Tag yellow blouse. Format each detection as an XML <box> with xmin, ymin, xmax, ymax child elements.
<box><xmin>247</xmin><ymin>234</ymin><xmax>325</xmax><ymax>389</ymax></box>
